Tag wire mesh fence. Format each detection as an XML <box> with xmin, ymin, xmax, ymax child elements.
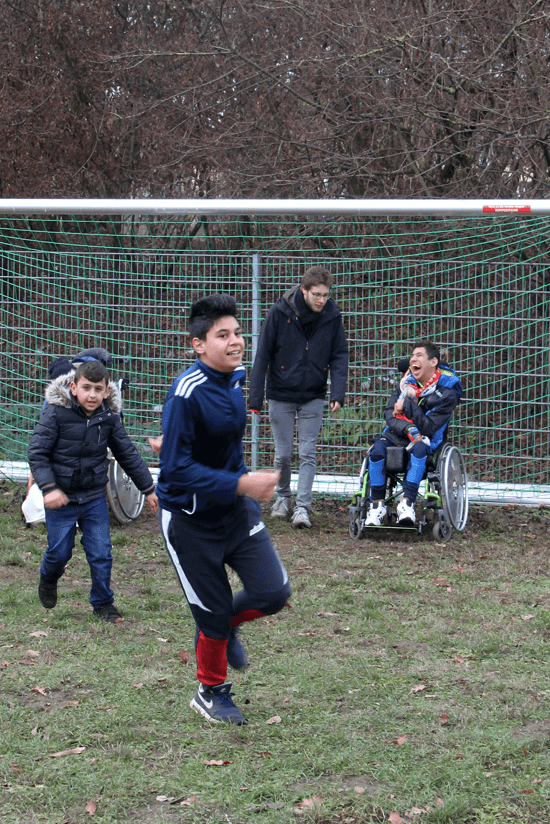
<box><xmin>1</xmin><ymin>233</ymin><xmax>549</xmax><ymax>493</ymax></box>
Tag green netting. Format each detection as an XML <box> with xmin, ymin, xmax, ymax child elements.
<box><xmin>1</xmin><ymin>211</ymin><xmax>550</xmax><ymax>492</ymax></box>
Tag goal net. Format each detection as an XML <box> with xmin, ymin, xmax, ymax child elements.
<box><xmin>1</xmin><ymin>199</ymin><xmax>549</xmax><ymax>504</ymax></box>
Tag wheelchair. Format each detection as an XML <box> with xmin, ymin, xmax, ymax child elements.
<box><xmin>348</xmin><ymin>439</ymin><xmax>469</xmax><ymax>540</ymax></box>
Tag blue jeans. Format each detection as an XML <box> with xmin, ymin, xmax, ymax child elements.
<box><xmin>41</xmin><ymin>497</ymin><xmax>114</xmax><ymax>607</ymax></box>
<box><xmin>268</xmin><ymin>398</ymin><xmax>325</xmax><ymax>509</ymax></box>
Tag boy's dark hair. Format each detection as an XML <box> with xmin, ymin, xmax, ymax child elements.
<box><xmin>413</xmin><ymin>340</ymin><xmax>440</xmax><ymax>364</ymax></box>
<box><xmin>189</xmin><ymin>294</ymin><xmax>238</xmax><ymax>340</ymax></box>
<box><xmin>301</xmin><ymin>265</ymin><xmax>333</xmax><ymax>291</ymax></box>
<box><xmin>73</xmin><ymin>360</ymin><xmax>109</xmax><ymax>385</ymax></box>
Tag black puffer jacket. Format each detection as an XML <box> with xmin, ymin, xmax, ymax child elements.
<box><xmin>28</xmin><ymin>372</ymin><xmax>155</xmax><ymax>505</ymax></box>
<box><xmin>248</xmin><ymin>284</ymin><xmax>349</xmax><ymax>409</ymax></box>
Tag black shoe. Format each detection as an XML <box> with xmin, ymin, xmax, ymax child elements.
<box><xmin>190</xmin><ymin>682</ymin><xmax>247</xmax><ymax>725</ymax></box>
<box><xmin>93</xmin><ymin>603</ymin><xmax>123</xmax><ymax>623</ymax></box>
<box><xmin>226</xmin><ymin>627</ymin><xmax>249</xmax><ymax>670</ymax></box>
<box><xmin>38</xmin><ymin>575</ymin><xmax>57</xmax><ymax>609</ymax></box>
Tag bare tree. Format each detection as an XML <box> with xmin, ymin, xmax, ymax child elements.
<box><xmin>1</xmin><ymin>0</ymin><xmax>550</xmax><ymax>200</ymax></box>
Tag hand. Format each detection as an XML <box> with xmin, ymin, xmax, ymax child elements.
<box><xmin>329</xmin><ymin>401</ymin><xmax>341</xmax><ymax>413</ymax></box>
<box><xmin>393</xmin><ymin>399</ymin><xmax>404</xmax><ymax>415</ymax></box>
<box><xmin>237</xmin><ymin>471</ymin><xmax>280</xmax><ymax>502</ymax></box>
<box><xmin>145</xmin><ymin>491</ymin><xmax>159</xmax><ymax>514</ymax></box>
<box><xmin>43</xmin><ymin>489</ymin><xmax>69</xmax><ymax>509</ymax></box>
<box><xmin>148</xmin><ymin>435</ymin><xmax>163</xmax><ymax>454</ymax></box>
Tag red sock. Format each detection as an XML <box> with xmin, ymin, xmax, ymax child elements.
<box><xmin>196</xmin><ymin>632</ymin><xmax>228</xmax><ymax>685</ymax></box>
<box><xmin>231</xmin><ymin>609</ymin><xmax>266</xmax><ymax>628</ymax></box>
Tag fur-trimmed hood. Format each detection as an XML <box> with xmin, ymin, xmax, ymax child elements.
<box><xmin>44</xmin><ymin>370</ymin><xmax>123</xmax><ymax>414</ymax></box>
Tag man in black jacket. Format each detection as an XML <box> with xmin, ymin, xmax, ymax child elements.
<box><xmin>28</xmin><ymin>360</ymin><xmax>158</xmax><ymax>622</ymax></box>
<box><xmin>249</xmin><ymin>266</ymin><xmax>349</xmax><ymax>528</ymax></box>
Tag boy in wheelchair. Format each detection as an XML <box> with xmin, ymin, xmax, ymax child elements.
<box><xmin>365</xmin><ymin>340</ymin><xmax>462</xmax><ymax>528</ymax></box>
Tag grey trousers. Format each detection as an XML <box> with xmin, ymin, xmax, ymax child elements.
<box><xmin>268</xmin><ymin>398</ymin><xmax>325</xmax><ymax>509</ymax></box>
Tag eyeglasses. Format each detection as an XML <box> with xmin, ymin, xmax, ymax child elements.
<box><xmin>309</xmin><ymin>291</ymin><xmax>330</xmax><ymax>301</ymax></box>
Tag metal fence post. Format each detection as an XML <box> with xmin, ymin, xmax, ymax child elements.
<box><xmin>250</xmin><ymin>254</ymin><xmax>261</xmax><ymax>470</ymax></box>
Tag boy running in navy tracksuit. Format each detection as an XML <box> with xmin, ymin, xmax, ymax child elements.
<box><xmin>154</xmin><ymin>294</ymin><xmax>291</xmax><ymax>725</ymax></box>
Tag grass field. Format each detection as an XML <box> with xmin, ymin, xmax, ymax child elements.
<box><xmin>1</xmin><ymin>484</ymin><xmax>550</xmax><ymax>824</ymax></box>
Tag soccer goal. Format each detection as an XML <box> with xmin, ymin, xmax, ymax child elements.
<box><xmin>1</xmin><ymin>197</ymin><xmax>550</xmax><ymax>506</ymax></box>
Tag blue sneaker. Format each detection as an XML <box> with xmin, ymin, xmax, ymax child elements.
<box><xmin>227</xmin><ymin>627</ymin><xmax>249</xmax><ymax>670</ymax></box>
<box><xmin>194</xmin><ymin>626</ymin><xmax>249</xmax><ymax>671</ymax></box>
<box><xmin>190</xmin><ymin>682</ymin><xmax>247</xmax><ymax>725</ymax></box>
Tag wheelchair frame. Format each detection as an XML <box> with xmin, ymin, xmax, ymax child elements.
<box><xmin>349</xmin><ymin>441</ymin><xmax>469</xmax><ymax>540</ymax></box>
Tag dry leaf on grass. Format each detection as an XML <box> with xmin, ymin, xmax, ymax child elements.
<box><xmin>85</xmin><ymin>798</ymin><xmax>96</xmax><ymax>815</ymax></box>
<box><xmin>49</xmin><ymin>747</ymin><xmax>85</xmax><ymax>758</ymax></box>
<box><xmin>202</xmin><ymin>759</ymin><xmax>230</xmax><ymax>766</ymax></box>
<box><xmin>266</xmin><ymin>715</ymin><xmax>282</xmax><ymax>724</ymax></box>
<box><xmin>299</xmin><ymin>796</ymin><xmax>323</xmax><ymax>808</ymax></box>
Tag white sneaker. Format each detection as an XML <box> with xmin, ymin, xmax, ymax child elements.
<box><xmin>291</xmin><ymin>506</ymin><xmax>312</xmax><ymax>529</ymax></box>
<box><xmin>396</xmin><ymin>498</ymin><xmax>416</xmax><ymax>525</ymax></box>
<box><xmin>365</xmin><ymin>502</ymin><xmax>387</xmax><ymax>527</ymax></box>
<box><xmin>271</xmin><ymin>497</ymin><xmax>291</xmax><ymax>520</ymax></box>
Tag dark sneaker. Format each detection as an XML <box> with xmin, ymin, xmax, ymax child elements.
<box><xmin>226</xmin><ymin>627</ymin><xmax>249</xmax><ymax>671</ymax></box>
<box><xmin>93</xmin><ymin>603</ymin><xmax>123</xmax><ymax>623</ymax></box>
<box><xmin>190</xmin><ymin>681</ymin><xmax>247</xmax><ymax>725</ymax></box>
<box><xmin>38</xmin><ymin>575</ymin><xmax>57</xmax><ymax>609</ymax></box>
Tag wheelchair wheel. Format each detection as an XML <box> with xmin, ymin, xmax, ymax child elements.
<box><xmin>437</xmin><ymin>444</ymin><xmax>469</xmax><ymax>532</ymax></box>
<box><xmin>349</xmin><ymin>502</ymin><xmax>362</xmax><ymax>538</ymax></box>
<box><xmin>349</xmin><ymin>455</ymin><xmax>370</xmax><ymax>539</ymax></box>
<box><xmin>107</xmin><ymin>458</ymin><xmax>145</xmax><ymax>525</ymax></box>
<box><xmin>432</xmin><ymin>513</ymin><xmax>452</xmax><ymax>541</ymax></box>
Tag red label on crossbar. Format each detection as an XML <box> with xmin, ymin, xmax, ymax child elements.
<box><xmin>482</xmin><ymin>205</ymin><xmax>531</xmax><ymax>213</ymax></box>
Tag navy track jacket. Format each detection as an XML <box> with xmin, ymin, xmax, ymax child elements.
<box><xmin>156</xmin><ymin>359</ymin><xmax>248</xmax><ymax>515</ymax></box>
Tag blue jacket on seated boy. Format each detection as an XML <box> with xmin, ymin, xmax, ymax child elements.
<box><xmin>365</xmin><ymin>340</ymin><xmax>462</xmax><ymax>528</ymax></box>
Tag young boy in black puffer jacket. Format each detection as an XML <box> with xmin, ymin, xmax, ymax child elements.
<box><xmin>28</xmin><ymin>360</ymin><xmax>158</xmax><ymax>622</ymax></box>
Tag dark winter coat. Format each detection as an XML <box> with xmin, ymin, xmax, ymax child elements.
<box><xmin>28</xmin><ymin>372</ymin><xmax>155</xmax><ymax>504</ymax></box>
<box><xmin>248</xmin><ymin>285</ymin><xmax>349</xmax><ymax>410</ymax></box>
